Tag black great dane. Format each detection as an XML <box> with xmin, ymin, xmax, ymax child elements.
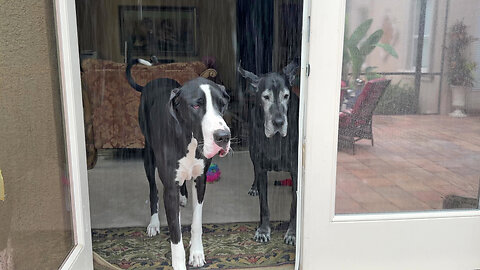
<box><xmin>127</xmin><ymin>59</ymin><xmax>231</xmax><ymax>269</ymax></box>
<box><xmin>238</xmin><ymin>60</ymin><xmax>299</xmax><ymax>245</ymax></box>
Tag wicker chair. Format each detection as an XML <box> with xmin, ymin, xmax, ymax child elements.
<box><xmin>338</xmin><ymin>78</ymin><xmax>391</xmax><ymax>154</ymax></box>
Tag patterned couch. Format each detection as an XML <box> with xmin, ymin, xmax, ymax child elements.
<box><xmin>81</xmin><ymin>59</ymin><xmax>217</xmax><ymax>168</ymax></box>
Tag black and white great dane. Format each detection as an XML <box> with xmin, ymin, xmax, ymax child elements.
<box><xmin>127</xmin><ymin>59</ymin><xmax>231</xmax><ymax>269</ymax></box>
<box><xmin>238</xmin><ymin>60</ymin><xmax>299</xmax><ymax>245</ymax></box>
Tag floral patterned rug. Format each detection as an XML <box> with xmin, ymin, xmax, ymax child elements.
<box><xmin>92</xmin><ymin>221</ymin><xmax>295</xmax><ymax>269</ymax></box>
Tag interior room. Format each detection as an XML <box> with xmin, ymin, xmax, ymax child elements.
<box><xmin>75</xmin><ymin>0</ymin><xmax>480</xmax><ymax>267</ymax></box>
<box><xmin>75</xmin><ymin>0</ymin><xmax>303</xmax><ymax>268</ymax></box>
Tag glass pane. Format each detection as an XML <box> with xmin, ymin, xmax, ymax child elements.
<box><xmin>0</xmin><ymin>1</ymin><xmax>74</xmax><ymax>269</ymax></box>
<box><xmin>337</xmin><ymin>0</ymin><xmax>480</xmax><ymax>214</ymax></box>
<box><xmin>76</xmin><ymin>0</ymin><xmax>303</xmax><ymax>268</ymax></box>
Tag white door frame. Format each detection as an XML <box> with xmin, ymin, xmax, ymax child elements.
<box><xmin>300</xmin><ymin>0</ymin><xmax>480</xmax><ymax>269</ymax></box>
<box><xmin>51</xmin><ymin>0</ymin><xmax>480</xmax><ymax>269</ymax></box>
<box><xmin>294</xmin><ymin>0</ymin><xmax>311</xmax><ymax>268</ymax></box>
<box><xmin>54</xmin><ymin>0</ymin><xmax>93</xmax><ymax>269</ymax></box>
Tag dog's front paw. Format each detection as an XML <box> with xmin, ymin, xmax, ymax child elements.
<box><xmin>171</xmin><ymin>242</ymin><xmax>187</xmax><ymax>270</ymax></box>
<box><xmin>248</xmin><ymin>186</ymin><xmax>259</xmax><ymax>196</ymax></box>
<box><xmin>172</xmin><ymin>260</ymin><xmax>187</xmax><ymax>270</ymax></box>
<box><xmin>147</xmin><ymin>213</ymin><xmax>160</xmax><ymax>237</ymax></box>
<box><xmin>284</xmin><ymin>228</ymin><xmax>296</xmax><ymax>245</ymax></box>
<box><xmin>254</xmin><ymin>226</ymin><xmax>271</xmax><ymax>243</ymax></box>
<box><xmin>189</xmin><ymin>247</ymin><xmax>206</xmax><ymax>267</ymax></box>
<box><xmin>189</xmin><ymin>232</ymin><xmax>205</xmax><ymax>267</ymax></box>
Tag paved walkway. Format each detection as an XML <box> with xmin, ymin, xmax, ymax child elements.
<box><xmin>336</xmin><ymin>115</ymin><xmax>480</xmax><ymax>213</ymax></box>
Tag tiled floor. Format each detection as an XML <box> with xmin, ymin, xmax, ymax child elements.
<box><xmin>336</xmin><ymin>115</ymin><xmax>480</xmax><ymax>214</ymax></box>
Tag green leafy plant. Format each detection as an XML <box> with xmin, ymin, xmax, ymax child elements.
<box><xmin>374</xmin><ymin>81</ymin><xmax>416</xmax><ymax>115</ymax></box>
<box><xmin>342</xmin><ymin>18</ymin><xmax>398</xmax><ymax>84</ymax></box>
<box><xmin>446</xmin><ymin>20</ymin><xmax>477</xmax><ymax>87</ymax></box>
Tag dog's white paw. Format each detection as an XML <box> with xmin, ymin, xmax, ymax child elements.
<box><xmin>179</xmin><ymin>193</ymin><xmax>188</xmax><ymax>207</ymax></box>
<box><xmin>189</xmin><ymin>245</ymin><xmax>206</xmax><ymax>267</ymax></box>
<box><xmin>254</xmin><ymin>226</ymin><xmax>271</xmax><ymax>243</ymax></box>
<box><xmin>171</xmin><ymin>241</ymin><xmax>187</xmax><ymax>270</ymax></box>
<box><xmin>189</xmin><ymin>231</ymin><xmax>205</xmax><ymax>267</ymax></box>
<box><xmin>248</xmin><ymin>186</ymin><xmax>259</xmax><ymax>196</ymax></box>
<box><xmin>284</xmin><ymin>228</ymin><xmax>296</xmax><ymax>245</ymax></box>
<box><xmin>172</xmin><ymin>261</ymin><xmax>187</xmax><ymax>270</ymax></box>
<box><xmin>147</xmin><ymin>213</ymin><xmax>160</xmax><ymax>237</ymax></box>
<box><xmin>172</xmin><ymin>260</ymin><xmax>187</xmax><ymax>270</ymax></box>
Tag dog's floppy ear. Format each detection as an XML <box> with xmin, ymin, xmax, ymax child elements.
<box><xmin>237</xmin><ymin>64</ymin><xmax>260</xmax><ymax>92</ymax></box>
<box><xmin>216</xmin><ymin>83</ymin><xmax>230</xmax><ymax>102</ymax></box>
<box><xmin>282</xmin><ymin>58</ymin><xmax>300</xmax><ymax>86</ymax></box>
<box><xmin>168</xmin><ymin>88</ymin><xmax>182</xmax><ymax>123</ymax></box>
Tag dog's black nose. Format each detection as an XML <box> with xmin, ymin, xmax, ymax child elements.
<box><xmin>273</xmin><ymin>117</ymin><xmax>284</xmax><ymax>128</ymax></box>
<box><xmin>213</xmin><ymin>129</ymin><xmax>231</xmax><ymax>148</ymax></box>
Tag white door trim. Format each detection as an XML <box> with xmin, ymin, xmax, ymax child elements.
<box><xmin>300</xmin><ymin>0</ymin><xmax>347</xmax><ymax>266</ymax></box>
<box><xmin>334</xmin><ymin>209</ymin><xmax>480</xmax><ymax>223</ymax></box>
<box><xmin>294</xmin><ymin>0</ymin><xmax>311</xmax><ymax>269</ymax></box>
<box><xmin>54</xmin><ymin>0</ymin><xmax>93</xmax><ymax>269</ymax></box>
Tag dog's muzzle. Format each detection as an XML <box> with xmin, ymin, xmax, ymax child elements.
<box><xmin>273</xmin><ymin>117</ymin><xmax>284</xmax><ymax>129</ymax></box>
<box><xmin>213</xmin><ymin>129</ymin><xmax>231</xmax><ymax>157</ymax></box>
<box><xmin>267</xmin><ymin>115</ymin><xmax>287</xmax><ymax>138</ymax></box>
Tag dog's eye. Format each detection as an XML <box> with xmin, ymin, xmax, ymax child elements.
<box><xmin>263</xmin><ymin>95</ymin><xmax>270</xmax><ymax>100</ymax></box>
<box><xmin>284</xmin><ymin>94</ymin><xmax>290</xmax><ymax>99</ymax></box>
<box><xmin>192</xmin><ymin>98</ymin><xmax>204</xmax><ymax>109</ymax></box>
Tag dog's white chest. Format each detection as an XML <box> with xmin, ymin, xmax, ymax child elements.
<box><xmin>175</xmin><ymin>137</ymin><xmax>205</xmax><ymax>186</ymax></box>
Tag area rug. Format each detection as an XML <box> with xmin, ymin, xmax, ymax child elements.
<box><xmin>92</xmin><ymin>221</ymin><xmax>295</xmax><ymax>269</ymax></box>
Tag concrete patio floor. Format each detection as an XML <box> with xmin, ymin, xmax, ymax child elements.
<box><xmin>336</xmin><ymin>114</ymin><xmax>480</xmax><ymax>214</ymax></box>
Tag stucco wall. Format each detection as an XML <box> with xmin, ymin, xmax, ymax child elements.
<box><xmin>0</xmin><ymin>0</ymin><xmax>73</xmax><ymax>268</ymax></box>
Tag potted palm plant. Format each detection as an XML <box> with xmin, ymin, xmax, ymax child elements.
<box><xmin>342</xmin><ymin>18</ymin><xmax>398</xmax><ymax>85</ymax></box>
<box><xmin>446</xmin><ymin>20</ymin><xmax>477</xmax><ymax>117</ymax></box>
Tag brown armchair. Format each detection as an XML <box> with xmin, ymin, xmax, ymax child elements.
<box><xmin>81</xmin><ymin>59</ymin><xmax>217</xmax><ymax>168</ymax></box>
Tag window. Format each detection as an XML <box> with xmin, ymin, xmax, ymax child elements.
<box><xmin>410</xmin><ymin>0</ymin><xmax>434</xmax><ymax>71</ymax></box>
<box><xmin>473</xmin><ymin>15</ymin><xmax>480</xmax><ymax>89</ymax></box>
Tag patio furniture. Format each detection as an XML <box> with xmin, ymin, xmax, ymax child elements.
<box><xmin>338</xmin><ymin>78</ymin><xmax>391</xmax><ymax>154</ymax></box>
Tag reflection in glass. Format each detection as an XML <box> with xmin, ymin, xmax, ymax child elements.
<box><xmin>336</xmin><ymin>0</ymin><xmax>480</xmax><ymax>214</ymax></box>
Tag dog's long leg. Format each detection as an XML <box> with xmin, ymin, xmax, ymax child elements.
<box><xmin>163</xmin><ymin>183</ymin><xmax>186</xmax><ymax>270</ymax></box>
<box><xmin>248</xmin><ymin>147</ymin><xmax>258</xmax><ymax>196</ymax></box>
<box><xmin>254</xmin><ymin>166</ymin><xmax>271</xmax><ymax>243</ymax></box>
<box><xmin>144</xmin><ymin>143</ymin><xmax>160</xmax><ymax>237</ymax></box>
<box><xmin>285</xmin><ymin>170</ymin><xmax>297</xmax><ymax>245</ymax></box>
<box><xmin>189</xmin><ymin>175</ymin><xmax>206</xmax><ymax>267</ymax></box>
